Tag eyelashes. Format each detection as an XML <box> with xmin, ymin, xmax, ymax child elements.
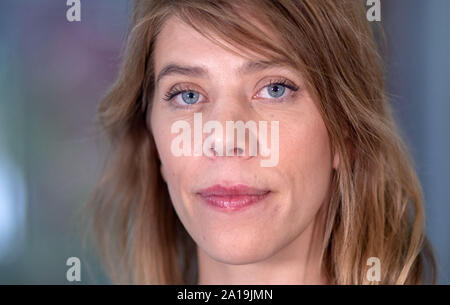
<box><xmin>162</xmin><ymin>78</ymin><xmax>300</xmax><ymax>108</ymax></box>
<box><xmin>163</xmin><ymin>88</ymin><xmax>191</xmax><ymax>102</ymax></box>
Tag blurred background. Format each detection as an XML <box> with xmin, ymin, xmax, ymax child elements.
<box><xmin>0</xmin><ymin>0</ymin><xmax>448</xmax><ymax>284</ymax></box>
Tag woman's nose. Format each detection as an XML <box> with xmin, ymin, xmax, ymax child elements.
<box><xmin>202</xmin><ymin>98</ymin><xmax>258</xmax><ymax>161</ymax></box>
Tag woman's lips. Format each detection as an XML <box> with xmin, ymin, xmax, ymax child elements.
<box><xmin>197</xmin><ymin>184</ymin><xmax>271</xmax><ymax>211</ymax></box>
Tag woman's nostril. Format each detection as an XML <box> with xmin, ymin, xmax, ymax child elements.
<box><xmin>234</xmin><ymin>147</ymin><xmax>244</xmax><ymax>156</ymax></box>
<box><xmin>209</xmin><ymin>144</ymin><xmax>245</xmax><ymax>157</ymax></box>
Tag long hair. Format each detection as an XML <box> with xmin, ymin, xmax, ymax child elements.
<box><xmin>88</xmin><ymin>0</ymin><xmax>437</xmax><ymax>284</ymax></box>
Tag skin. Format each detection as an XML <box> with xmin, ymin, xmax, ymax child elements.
<box><xmin>149</xmin><ymin>16</ymin><xmax>339</xmax><ymax>284</ymax></box>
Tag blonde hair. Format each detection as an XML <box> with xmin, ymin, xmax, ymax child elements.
<box><xmin>88</xmin><ymin>0</ymin><xmax>437</xmax><ymax>284</ymax></box>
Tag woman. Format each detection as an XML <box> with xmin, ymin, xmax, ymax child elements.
<box><xmin>89</xmin><ymin>0</ymin><xmax>437</xmax><ymax>284</ymax></box>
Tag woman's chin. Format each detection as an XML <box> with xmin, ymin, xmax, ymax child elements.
<box><xmin>199</xmin><ymin>236</ymin><xmax>276</xmax><ymax>265</ymax></box>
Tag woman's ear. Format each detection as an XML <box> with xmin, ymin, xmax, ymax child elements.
<box><xmin>333</xmin><ymin>151</ymin><xmax>340</xmax><ymax>170</ymax></box>
<box><xmin>160</xmin><ymin>164</ymin><xmax>167</xmax><ymax>182</ymax></box>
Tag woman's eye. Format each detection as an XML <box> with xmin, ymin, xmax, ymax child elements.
<box><xmin>179</xmin><ymin>91</ymin><xmax>200</xmax><ymax>104</ymax></box>
<box><xmin>163</xmin><ymin>89</ymin><xmax>203</xmax><ymax>106</ymax></box>
<box><xmin>265</xmin><ymin>84</ymin><xmax>286</xmax><ymax>98</ymax></box>
<box><xmin>257</xmin><ymin>83</ymin><xmax>296</xmax><ymax>100</ymax></box>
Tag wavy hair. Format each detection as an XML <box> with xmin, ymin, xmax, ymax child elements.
<box><xmin>88</xmin><ymin>0</ymin><xmax>437</xmax><ymax>284</ymax></box>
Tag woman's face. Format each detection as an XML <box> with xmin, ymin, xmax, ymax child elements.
<box><xmin>150</xmin><ymin>16</ymin><xmax>339</xmax><ymax>264</ymax></box>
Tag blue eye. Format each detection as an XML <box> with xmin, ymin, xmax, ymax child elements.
<box><xmin>267</xmin><ymin>84</ymin><xmax>286</xmax><ymax>98</ymax></box>
<box><xmin>256</xmin><ymin>78</ymin><xmax>300</xmax><ymax>102</ymax></box>
<box><xmin>163</xmin><ymin>88</ymin><xmax>202</xmax><ymax>106</ymax></box>
<box><xmin>181</xmin><ymin>91</ymin><xmax>200</xmax><ymax>104</ymax></box>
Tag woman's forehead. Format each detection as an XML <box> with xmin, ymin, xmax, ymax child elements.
<box><xmin>153</xmin><ymin>15</ymin><xmax>294</xmax><ymax>75</ymax></box>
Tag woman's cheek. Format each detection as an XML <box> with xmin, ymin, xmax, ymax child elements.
<box><xmin>278</xmin><ymin>115</ymin><xmax>332</xmax><ymax>197</ymax></box>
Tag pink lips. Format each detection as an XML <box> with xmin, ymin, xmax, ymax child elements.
<box><xmin>197</xmin><ymin>184</ymin><xmax>270</xmax><ymax>211</ymax></box>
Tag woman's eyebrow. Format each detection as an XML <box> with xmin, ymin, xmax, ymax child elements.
<box><xmin>155</xmin><ymin>60</ymin><xmax>285</xmax><ymax>85</ymax></box>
